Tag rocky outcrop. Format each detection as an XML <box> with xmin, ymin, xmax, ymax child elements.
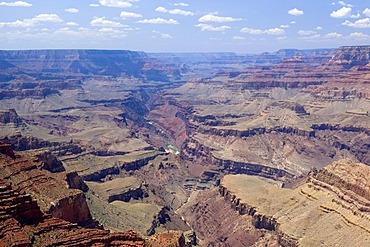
<box><xmin>0</xmin><ymin>109</ymin><xmax>23</xmax><ymax>126</ymax></box>
<box><xmin>0</xmin><ymin>142</ymin><xmax>15</xmax><ymax>159</ymax></box>
<box><xmin>2</xmin><ymin>134</ymin><xmax>83</xmax><ymax>155</ymax></box>
<box><xmin>0</xmin><ymin>149</ymin><xmax>94</xmax><ymax>226</ymax></box>
<box><xmin>326</xmin><ymin>46</ymin><xmax>370</xmax><ymax>69</ymax></box>
<box><xmin>82</xmin><ymin>152</ymin><xmax>161</xmax><ymax>182</ymax></box>
<box><xmin>147</xmin><ymin>231</ymin><xmax>185</xmax><ymax>247</ymax></box>
<box><xmin>218</xmin><ymin>185</ymin><xmax>298</xmax><ymax>246</ymax></box>
<box><xmin>314</xmin><ymin>159</ymin><xmax>370</xmax><ymax>204</ymax></box>
<box><xmin>198</xmin><ymin>125</ymin><xmax>315</xmax><ymax>138</ymax></box>
<box><xmin>214</xmin><ymin>158</ymin><xmax>294</xmax><ymax>181</ymax></box>
<box><xmin>34</xmin><ymin>150</ymin><xmax>65</xmax><ymax>172</ymax></box>
<box><xmin>0</xmin><ymin>178</ymin><xmax>155</xmax><ymax>246</ymax></box>
<box><xmin>177</xmin><ymin>188</ymin><xmax>280</xmax><ymax>247</ymax></box>
<box><xmin>0</xmin><ymin>88</ymin><xmax>59</xmax><ymax>99</ymax></box>
<box><xmin>86</xmin><ymin>177</ymin><xmax>148</xmax><ymax>203</ymax></box>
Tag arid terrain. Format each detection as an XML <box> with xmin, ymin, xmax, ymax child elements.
<box><xmin>0</xmin><ymin>46</ymin><xmax>369</xmax><ymax>246</ymax></box>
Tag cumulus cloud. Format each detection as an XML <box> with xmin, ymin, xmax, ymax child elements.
<box><xmin>349</xmin><ymin>32</ymin><xmax>369</xmax><ymax>38</ymax></box>
<box><xmin>338</xmin><ymin>1</ymin><xmax>353</xmax><ymax>7</ymax></box>
<box><xmin>153</xmin><ymin>30</ymin><xmax>173</xmax><ymax>39</ymax></box>
<box><xmin>66</xmin><ymin>22</ymin><xmax>79</xmax><ymax>26</ymax></box>
<box><xmin>155</xmin><ymin>6</ymin><xmax>194</xmax><ymax>16</ymax></box>
<box><xmin>0</xmin><ymin>1</ymin><xmax>31</xmax><ymax>7</ymax></box>
<box><xmin>363</xmin><ymin>8</ymin><xmax>370</xmax><ymax>17</ymax></box>
<box><xmin>99</xmin><ymin>0</ymin><xmax>132</xmax><ymax>8</ymax></box>
<box><xmin>120</xmin><ymin>11</ymin><xmax>142</xmax><ymax>18</ymax></box>
<box><xmin>280</xmin><ymin>24</ymin><xmax>290</xmax><ymax>28</ymax></box>
<box><xmin>98</xmin><ymin>27</ymin><xmax>122</xmax><ymax>34</ymax></box>
<box><xmin>138</xmin><ymin>18</ymin><xmax>179</xmax><ymax>24</ymax></box>
<box><xmin>298</xmin><ymin>30</ymin><xmax>316</xmax><ymax>36</ymax></box>
<box><xmin>241</xmin><ymin>27</ymin><xmax>285</xmax><ymax>35</ymax></box>
<box><xmin>155</xmin><ymin>6</ymin><xmax>167</xmax><ymax>13</ymax></box>
<box><xmin>316</xmin><ymin>26</ymin><xmax>323</xmax><ymax>30</ymax></box>
<box><xmin>264</xmin><ymin>28</ymin><xmax>285</xmax><ymax>35</ymax></box>
<box><xmin>198</xmin><ymin>13</ymin><xmax>242</xmax><ymax>23</ymax></box>
<box><xmin>51</xmin><ymin>27</ymin><xmax>127</xmax><ymax>39</ymax></box>
<box><xmin>240</xmin><ymin>27</ymin><xmax>263</xmax><ymax>35</ymax></box>
<box><xmin>65</xmin><ymin>8</ymin><xmax>79</xmax><ymax>13</ymax></box>
<box><xmin>342</xmin><ymin>18</ymin><xmax>370</xmax><ymax>28</ymax></box>
<box><xmin>173</xmin><ymin>2</ymin><xmax>188</xmax><ymax>7</ymax></box>
<box><xmin>195</xmin><ymin>23</ymin><xmax>230</xmax><ymax>31</ymax></box>
<box><xmin>90</xmin><ymin>17</ymin><xmax>124</xmax><ymax>27</ymax></box>
<box><xmin>325</xmin><ymin>32</ymin><xmax>343</xmax><ymax>38</ymax></box>
<box><xmin>168</xmin><ymin>9</ymin><xmax>194</xmax><ymax>16</ymax></box>
<box><xmin>330</xmin><ymin>7</ymin><xmax>352</xmax><ymax>18</ymax></box>
<box><xmin>0</xmin><ymin>14</ymin><xmax>63</xmax><ymax>28</ymax></box>
<box><xmin>288</xmin><ymin>8</ymin><xmax>304</xmax><ymax>16</ymax></box>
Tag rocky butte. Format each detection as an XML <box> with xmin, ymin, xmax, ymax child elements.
<box><xmin>0</xmin><ymin>46</ymin><xmax>369</xmax><ymax>246</ymax></box>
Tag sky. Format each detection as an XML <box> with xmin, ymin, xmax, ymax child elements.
<box><xmin>0</xmin><ymin>0</ymin><xmax>370</xmax><ymax>53</ymax></box>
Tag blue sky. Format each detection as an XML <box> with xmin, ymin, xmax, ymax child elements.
<box><xmin>0</xmin><ymin>0</ymin><xmax>369</xmax><ymax>53</ymax></box>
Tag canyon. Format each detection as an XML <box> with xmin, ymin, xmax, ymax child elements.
<box><xmin>0</xmin><ymin>46</ymin><xmax>369</xmax><ymax>246</ymax></box>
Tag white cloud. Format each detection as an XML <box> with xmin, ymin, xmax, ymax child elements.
<box><xmin>241</xmin><ymin>27</ymin><xmax>284</xmax><ymax>35</ymax></box>
<box><xmin>155</xmin><ymin>6</ymin><xmax>194</xmax><ymax>16</ymax></box>
<box><xmin>265</xmin><ymin>28</ymin><xmax>285</xmax><ymax>35</ymax></box>
<box><xmin>288</xmin><ymin>8</ymin><xmax>304</xmax><ymax>16</ymax></box>
<box><xmin>280</xmin><ymin>24</ymin><xmax>290</xmax><ymax>28</ymax></box>
<box><xmin>90</xmin><ymin>17</ymin><xmax>124</xmax><ymax>27</ymax></box>
<box><xmin>0</xmin><ymin>1</ymin><xmax>31</xmax><ymax>7</ymax></box>
<box><xmin>173</xmin><ymin>2</ymin><xmax>188</xmax><ymax>7</ymax></box>
<box><xmin>316</xmin><ymin>26</ymin><xmax>323</xmax><ymax>30</ymax></box>
<box><xmin>65</xmin><ymin>8</ymin><xmax>79</xmax><ymax>13</ymax></box>
<box><xmin>195</xmin><ymin>23</ymin><xmax>230</xmax><ymax>32</ymax></box>
<box><xmin>34</xmin><ymin>14</ymin><xmax>63</xmax><ymax>23</ymax></box>
<box><xmin>198</xmin><ymin>13</ymin><xmax>242</xmax><ymax>23</ymax></box>
<box><xmin>50</xmin><ymin>27</ymin><xmax>127</xmax><ymax>39</ymax></box>
<box><xmin>155</xmin><ymin>6</ymin><xmax>167</xmax><ymax>13</ymax></box>
<box><xmin>138</xmin><ymin>18</ymin><xmax>179</xmax><ymax>24</ymax></box>
<box><xmin>66</xmin><ymin>22</ymin><xmax>79</xmax><ymax>26</ymax></box>
<box><xmin>351</xmin><ymin>13</ymin><xmax>361</xmax><ymax>18</ymax></box>
<box><xmin>0</xmin><ymin>13</ymin><xmax>63</xmax><ymax>28</ymax></box>
<box><xmin>169</xmin><ymin>9</ymin><xmax>194</xmax><ymax>16</ymax></box>
<box><xmin>330</xmin><ymin>7</ymin><xmax>352</xmax><ymax>18</ymax></box>
<box><xmin>325</xmin><ymin>32</ymin><xmax>343</xmax><ymax>38</ymax></box>
<box><xmin>349</xmin><ymin>32</ymin><xmax>369</xmax><ymax>38</ymax></box>
<box><xmin>338</xmin><ymin>1</ymin><xmax>353</xmax><ymax>7</ymax></box>
<box><xmin>363</xmin><ymin>8</ymin><xmax>370</xmax><ymax>17</ymax></box>
<box><xmin>120</xmin><ymin>11</ymin><xmax>142</xmax><ymax>18</ymax></box>
<box><xmin>240</xmin><ymin>27</ymin><xmax>263</xmax><ymax>34</ymax></box>
<box><xmin>98</xmin><ymin>28</ymin><xmax>124</xmax><ymax>34</ymax></box>
<box><xmin>99</xmin><ymin>0</ymin><xmax>132</xmax><ymax>8</ymax></box>
<box><xmin>90</xmin><ymin>4</ymin><xmax>100</xmax><ymax>7</ymax></box>
<box><xmin>153</xmin><ymin>30</ymin><xmax>173</xmax><ymax>39</ymax></box>
<box><xmin>298</xmin><ymin>30</ymin><xmax>316</xmax><ymax>36</ymax></box>
<box><xmin>232</xmin><ymin>36</ymin><xmax>245</xmax><ymax>40</ymax></box>
<box><xmin>342</xmin><ymin>18</ymin><xmax>370</xmax><ymax>28</ymax></box>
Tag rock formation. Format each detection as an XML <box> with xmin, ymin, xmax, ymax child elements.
<box><xmin>0</xmin><ymin>177</ymin><xmax>185</xmax><ymax>246</ymax></box>
<box><xmin>179</xmin><ymin>159</ymin><xmax>370</xmax><ymax>246</ymax></box>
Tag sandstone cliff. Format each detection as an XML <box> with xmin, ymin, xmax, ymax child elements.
<box><xmin>179</xmin><ymin>159</ymin><xmax>370</xmax><ymax>246</ymax></box>
<box><xmin>0</xmin><ymin>145</ymin><xmax>94</xmax><ymax>226</ymax></box>
<box><xmin>0</xmin><ymin>178</ymin><xmax>186</xmax><ymax>246</ymax></box>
